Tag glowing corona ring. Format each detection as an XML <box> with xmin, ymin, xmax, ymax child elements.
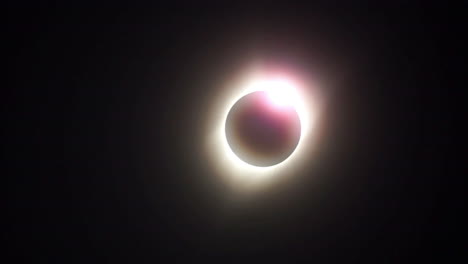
<box><xmin>206</xmin><ymin>71</ymin><xmax>319</xmax><ymax>191</ymax></box>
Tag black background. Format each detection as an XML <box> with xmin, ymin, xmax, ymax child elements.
<box><xmin>6</xmin><ymin>2</ymin><xmax>461</xmax><ymax>262</ymax></box>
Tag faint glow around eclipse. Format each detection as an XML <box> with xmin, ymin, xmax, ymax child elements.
<box><xmin>207</xmin><ymin>72</ymin><xmax>319</xmax><ymax>191</ymax></box>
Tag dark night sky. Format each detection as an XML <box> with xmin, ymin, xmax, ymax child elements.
<box><xmin>6</xmin><ymin>2</ymin><xmax>462</xmax><ymax>262</ymax></box>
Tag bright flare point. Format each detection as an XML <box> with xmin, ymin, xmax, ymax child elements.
<box><xmin>264</xmin><ymin>79</ymin><xmax>300</xmax><ymax>107</ymax></box>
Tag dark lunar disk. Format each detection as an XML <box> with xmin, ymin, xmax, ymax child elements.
<box><xmin>225</xmin><ymin>91</ymin><xmax>301</xmax><ymax>167</ymax></box>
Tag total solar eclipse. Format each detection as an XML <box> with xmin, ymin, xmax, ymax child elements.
<box><xmin>225</xmin><ymin>91</ymin><xmax>301</xmax><ymax>167</ymax></box>
<box><xmin>208</xmin><ymin>73</ymin><xmax>316</xmax><ymax>189</ymax></box>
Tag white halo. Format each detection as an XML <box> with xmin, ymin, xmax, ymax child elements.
<box><xmin>206</xmin><ymin>71</ymin><xmax>320</xmax><ymax>191</ymax></box>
